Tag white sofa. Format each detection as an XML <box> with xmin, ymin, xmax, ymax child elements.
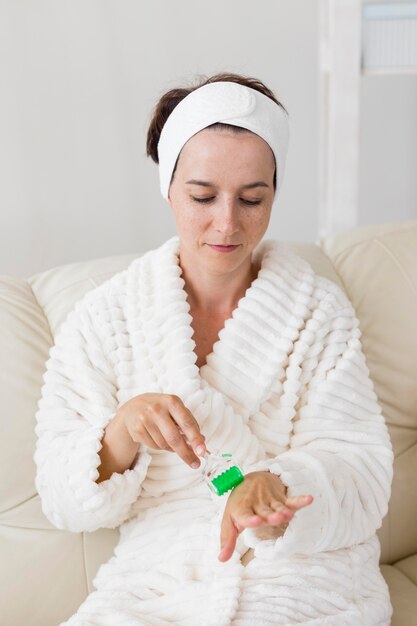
<box><xmin>1</xmin><ymin>219</ymin><xmax>416</xmax><ymax>625</ymax></box>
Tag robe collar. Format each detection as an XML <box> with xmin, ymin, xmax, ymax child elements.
<box><xmin>126</xmin><ymin>235</ymin><xmax>315</xmax><ymax>429</ymax></box>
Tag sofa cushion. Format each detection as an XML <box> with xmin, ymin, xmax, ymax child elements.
<box><xmin>395</xmin><ymin>553</ymin><xmax>417</xmax><ymax>586</ymax></box>
<box><xmin>29</xmin><ymin>253</ymin><xmax>138</xmax><ymax>335</ymax></box>
<box><xmin>318</xmin><ymin>219</ymin><xmax>417</xmax><ymax>564</ymax></box>
<box><xmin>380</xmin><ymin>563</ymin><xmax>417</xmax><ymax>626</ymax></box>
<box><xmin>0</xmin><ymin>278</ymin><xmax>52</xmax><ymax>513</ymax></box>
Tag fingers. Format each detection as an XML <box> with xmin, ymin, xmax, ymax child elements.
<box><xmin>127</xmin><ymin>422</ymin><xmax>160</xmax><ymax>450</ymax></box>
<box><xmin>218</xmin><ymin>481</ymin><xmax>314</xmax><ymax>564</ymax></box>
<box><xmin>144</xmin><ymin>418</ymin><xmax>173</xmax><ymax>451</ymax></box>
<box><xmin>285</xmin><ymin>495</ymin><xmax>314</xmax><ymax>510</ymax></box>
<box><xmin>253</xmin><ymin>501</ymin><xmax>294</xmax><ymax>525</ymax></box>
<box><xmin>158</xmin><ymin>417</ymin><xmax>202</xmax><ymax>468</ymax></box>
<box><xmin>250</xmin><ymin>495</ymin><xmax>314</xmax><ymax>526</ymax></box>
<box><xmin>219</xmin><ymin>515</ymin><xmax>239</xmax><ymax>562</ymax></box>
<box><xmin>266</xmin><ymin>495</ymin><xmax>314</xmax><ymax>520</ymax></box>
<box><xmin>218</xmin><ymin>473</ymin><xmax>314</xmax><ymax>565</ymax></box>
<box><xmin>125</xmin><ymin>393</ymin><xmax>206</xmax><ymax>469</ymax></box>
<box><xmin>230</xmin><ymin>506</ymin><xmax>264</xmax><ymax>530</ymax></box>
<box><xmin>167</xmin><ymin>394</ymin><xmax>207</xmax><ymax>456</ymax></box>
<box><xmin>219</xmin><ymin>504</ymin><xmax>291</xmax><ymax>563</ymax></box>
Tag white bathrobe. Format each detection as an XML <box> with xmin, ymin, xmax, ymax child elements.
<box><xmin>34</xmin><ymin>235</ymin><xmax>394</xmax><ymax>626</ymax></box>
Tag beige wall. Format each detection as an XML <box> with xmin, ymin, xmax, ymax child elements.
<box><xmin>0</xmin><ymin>0</ymin><xmax>319</xmax><ymax>277</ymax></box>
<box><xmin>0</xmin><ymin>1</ymin><xmax>415</xmax><ymax>278</ymax></box>
<box><xmin>359</xmin><ymin>76</ymin><xmax>417</xmax><ymax>227</ymax></box>
<box><xmin>359</xmin><ymin>0</ymin><xmax>417</xmax><ymax>226</ymax></box>
<box><xmin>359</xmin><ymin>0</ymin><xmax>417</xmax><ymax>224</ymax></box>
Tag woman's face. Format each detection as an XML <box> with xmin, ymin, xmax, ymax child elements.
<box><xmin>167</xmin><ymin>127</ymin><xmax>276</xmax><ymax>276</ymax></box>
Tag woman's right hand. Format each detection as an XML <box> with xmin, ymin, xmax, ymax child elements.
<box><xmin>117</xmin><ymin>393</ymin><xmax>207</xmax><ymax>469</ymax></box>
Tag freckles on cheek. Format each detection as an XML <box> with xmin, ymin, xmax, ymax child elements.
<box><xmin>177</xmin><ymin>214</ymin><xmax>204</xmax><ymax>243</ymax></box>
<box><xmin>246</xmin><ymin>213</ymin><xmax>267</xmax><ymax>232</ymax></box>
<box><xmin>185</xmin><ymin>217</ymin><xmax>201</xmax><ymax>234</ymax></box>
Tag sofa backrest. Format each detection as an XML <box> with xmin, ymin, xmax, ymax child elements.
<box><xmin>318</xmin><ymin>219</ymin><xmax>417</xmax><ymax>565</ymax></box>
<box><xmin>0</xmin><ymin>254</ymin><xmax>138</xmax><ymax>625</ymax></box>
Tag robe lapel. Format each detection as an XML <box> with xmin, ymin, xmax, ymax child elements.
<box><xmin>126</xmin><ymin>235</ymin><xmax>315</xmax><ymax>468</ymax></box>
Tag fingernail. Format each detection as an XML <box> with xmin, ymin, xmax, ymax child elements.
<box><xmin>196</xmin><ymin>444</ymin><xmax>205</xmax><ymax>455</ymax></box>
<box><xmin>191</xmin><ymin>461</ymin><xmax>200</xmax><ymax>469</ymax></box>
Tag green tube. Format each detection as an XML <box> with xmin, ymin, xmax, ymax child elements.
<box><xmin>210</xmin><ymin>464</ymin><xmax>245</xmax><ymax>495</ymax></box>
<box><xmin>199</xmin><ymin>450</ymin><xmax>245</xmax><ymax>496</ymax></box>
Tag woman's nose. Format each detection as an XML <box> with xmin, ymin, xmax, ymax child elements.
<box><xmin>213</xmin><ymin>202</ymin><xmax>239</xmax><ymax>235</ymax></box>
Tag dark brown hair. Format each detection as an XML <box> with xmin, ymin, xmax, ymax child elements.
<box><xmin>146</xmin><ymin>72</ymin><xmax>287</xmax><ymax>191</ymax></box>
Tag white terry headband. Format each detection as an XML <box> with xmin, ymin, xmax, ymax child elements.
<box><xmin>157</xmin><ymin>81</ymin><xmax>289</xmax><ymax>201</ymax></box>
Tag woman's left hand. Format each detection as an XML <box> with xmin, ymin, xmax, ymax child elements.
<box><xmin>218</xmin><ymin>471</ymin><xmax>313</xmax><ymax>562</ymax></box>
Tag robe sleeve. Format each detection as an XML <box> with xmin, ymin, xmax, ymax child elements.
<box><xmin>241</xmin><ymin>289</ymin><xmax>394</xmax><ymax>558</ymax></box>
<box><xmin>33</xmin><ymin>292</ymin><xmax>152</xmax><ymax>533</ymax></box>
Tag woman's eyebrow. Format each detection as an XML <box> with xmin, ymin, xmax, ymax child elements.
<box><xmin>185</xmin><ymin>180</ymin><xmax>269</xmax><ymax>189</ymax></box>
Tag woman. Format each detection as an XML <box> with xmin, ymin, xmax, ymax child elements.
<box><xmin>34</xmin><ymin>72</ymin><xmax>394</xmax><ymax>625</ymax></box>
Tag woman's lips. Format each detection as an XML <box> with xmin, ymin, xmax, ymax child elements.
<box><xmin>207</xmin><ymin>244</ymin><xmax>240</xmax><ymax>253</ymax></box>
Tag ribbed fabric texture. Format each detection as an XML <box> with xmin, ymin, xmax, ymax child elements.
<box><xmin>34</xmin><ymin>236</ymin><xmax>394</xmax><ymax>625</ymax></box>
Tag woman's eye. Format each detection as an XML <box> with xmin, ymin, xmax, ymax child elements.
<box><xmin>191</xmin><ymin>197</ymin><xmax>261</xmax><ymax>205</ymax></box>
<box><xmin>192</xmin><ymin>197</ymin><xmax>214</xmax><ymax>203</ymax></box>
